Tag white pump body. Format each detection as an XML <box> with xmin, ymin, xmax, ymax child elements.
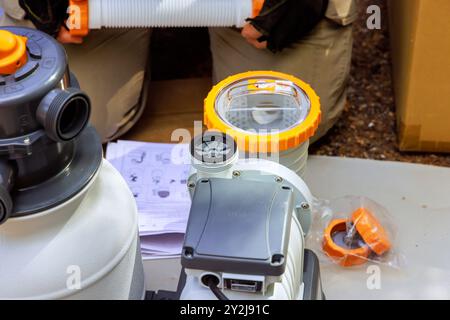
<box><xmin>181</xmin><ymin>156</ymin><xmax>316</xmax><ymax>300</ymax></box>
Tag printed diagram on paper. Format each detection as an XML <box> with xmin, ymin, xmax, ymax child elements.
<box><xmin>106</xmin><ymin>140</ymin><xmax>191</xmax><ymax>259</ymax></box>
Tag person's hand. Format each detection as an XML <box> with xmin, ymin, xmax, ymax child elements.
<box><xmin>246</xmin><ymin>0</ymin><xmax>328</xmax><ymax>52</ymax></box>
<box><xmin>18</xmin><ymin>0</ymin><xmax>69</xmax><ymax>37</ymax></box>
<box><xmin>57</xmin><ymin>27</ymin><xmax>84</xmax><ymax>44</ymax></box>
<box><xmin>241</xmin><ymin>23</ymin><xmax>267</xmax><ymax>49</ymax></box>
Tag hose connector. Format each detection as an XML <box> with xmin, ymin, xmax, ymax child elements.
<box><xmin>37</xmin><ymin>88</ymin><xmax>91</xmax><ymax>142</ymax></box>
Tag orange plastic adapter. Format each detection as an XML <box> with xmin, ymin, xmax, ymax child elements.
<box><xmin>322</xmin><ymin>219</ymin><xmax>371</xmax><ymax>267</ymax></box>
<box><xmin>252</xmin><ymin>0</ymin><xmax>265</xmax><ymax>17</ymax></box>
<box><xmin>323</xmin><ymin>208</ymin><xmax>392</xmax><ymax>267</ymax></box>
<box><xmin>352</xmin><ymin>208</ymin><xmax>392</xmax><ymax>255</ymax></box>
<box><xmin>68</xmin><ymin>0</ymin><xmax>89</xmax><ymax>37</ymax></box>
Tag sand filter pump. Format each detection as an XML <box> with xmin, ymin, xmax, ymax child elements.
<box><xmin>0</xmin><ymin>27</ymin><xmax>144</xmax><ymax>299</ymax></box>
<box><xmin>180</xmin><ymin>131</ymin><xmax>324</xmax><ymax>300</ymax></box>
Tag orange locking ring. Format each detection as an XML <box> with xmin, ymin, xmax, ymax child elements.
<box><xmin>323</xmin><ymin>219</ymin><xmax>371</xmax><ymax>267</ymax></box>
<box><xmin>0</xmin><ymin>30</ymin><xmax>28</xmax><ymax>75</ymax></box>
<box><xmin>68</xmin><ymin>0</ymin><xmax>89</xmax><ymax>37</ymax></box>
<box><xmin>204</xmin><ymin>71</ymin><xmax>321</xmax><ymax>153</ymax></box>
<box><xmin>352</xmin><ymin>207</ymin><xmax>392</xmax><ymax>256</ymax></box>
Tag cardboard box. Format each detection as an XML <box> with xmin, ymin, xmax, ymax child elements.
<box><xmin>124</xmin><ymin>78</ymin><xmax>211</xmax><ymax>143</ymax></box>
<box><xmin>388</xmin><ymin>0</ymin><xmax>450</xmax><ymax>152</ymax></box>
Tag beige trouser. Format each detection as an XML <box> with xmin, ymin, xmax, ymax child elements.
<box><xmin>64</xmin><ymin>29</ymin><xmax>151</xmax><ymax>141</ymax></box>
<box><xmin>1</xmin><ymin>0</ymin><xmax>355</xmax><ymax>142</ymax></box>
<box><xmin>209</xmin><ymin>18</ymin><xmax>354</xmax><ymax>142</ymax></box>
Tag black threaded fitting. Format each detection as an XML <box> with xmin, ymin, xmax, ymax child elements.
<box><xmin>37</xmin><ymin>88</ymin><xmax>91</xmax><ymax>142</ymax></box>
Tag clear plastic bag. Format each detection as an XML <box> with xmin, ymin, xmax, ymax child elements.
<box><xmin>307</xmin><ymin>196</ymin><xmax>406</xmax><ymax>269</ymax></box>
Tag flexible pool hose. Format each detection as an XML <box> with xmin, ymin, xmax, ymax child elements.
<box><xmin>69</xmin><ymin>0</ymin><xmax>264</xmax><ymax>37</ymax></box>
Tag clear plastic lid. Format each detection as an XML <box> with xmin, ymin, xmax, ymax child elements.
<box><xmin>214</xmin><ymin>77</ymin><xmax>311</xmax><ymax>135</ymax></box>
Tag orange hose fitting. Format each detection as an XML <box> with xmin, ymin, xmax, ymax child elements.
<box><xmin>68</xmin><ymin>0</ymin><xmax>89</xmax><ymax>37</ymax></box>
<box><xmin>323</xmin><ymin>219</ymin><xmax>371</xmax><ymax>267</ymax></box>
<box><xmin>352</xmin><ymin>208</ymin><xmax>392</xmax><ymax>256</ymax></box>
<box><xmin>252</xmin><ymin>0</ymin><xmax>265</xmax><ymax>17</ymax></box>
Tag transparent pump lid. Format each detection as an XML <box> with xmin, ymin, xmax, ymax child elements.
<box><xmin>214</xmin><ymin>77</ymin><xmax>311</xmax><ymax>135</ymax></box>
<box><xmin>204</xmin><ymin>71</ymin><xmax>321</xmax><ymax>153</ymax></box>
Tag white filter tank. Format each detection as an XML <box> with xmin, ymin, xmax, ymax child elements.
<box><xmin>0</xmin><ymin>161</ymin><xmax>144</xmax><ymax>299</ymax></box>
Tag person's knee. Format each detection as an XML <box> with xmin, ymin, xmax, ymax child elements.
<box><xmin>311</xmin><ymin>87</ymin><xmax>348</xmax><ymax>143</ymax></box>
<box><xmin>0</xmin><ymin>12</ymin><xmax>33</xmax><ymax>28</ymax></box>
<box><xmin>63</xmin><ymin>29</ymin><xmax>151</xmax><ymax>142</ymax></box>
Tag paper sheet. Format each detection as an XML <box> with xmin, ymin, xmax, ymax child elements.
<box><xmin>106</xmin><ymin>140</ymin><xmax>191</xmax><ymax>259</ymax></box>
<box><xmin>140</xmin><ymin>233</ymin><xmax>185</xmax><ymax>256</ymax></box>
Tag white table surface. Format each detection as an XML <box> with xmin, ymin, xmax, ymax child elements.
<box><xmin>143</xmin><ymin>156</ymin><xmax>450</xmax><ymax>299</ymax></box>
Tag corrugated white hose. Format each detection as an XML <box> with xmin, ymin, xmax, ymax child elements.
<box><xmin>89</xmin><ymin>0</ymin><xmax>254</xmax><ymax>29</ymax></box>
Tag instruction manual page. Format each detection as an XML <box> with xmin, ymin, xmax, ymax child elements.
<box><xmin>106</xmin><ymin>140</ymin><xmax>191</xmax><ymax>259</ymax></box>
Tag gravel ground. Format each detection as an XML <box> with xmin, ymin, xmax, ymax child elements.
<box><xmin>151</xmin><ymin>0</ymin><xmax>450</xmax><ymax>167</ymax></box>
<box><xmin>310</xmin><ymin>0</ymin><xmax>450</xmax><ymax>167</ymax></box>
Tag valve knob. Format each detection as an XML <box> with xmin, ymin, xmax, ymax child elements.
<box><xmin>0</xmin><ymin>30</ymin><xmax>28</xmax><ymax>75</ymax></box>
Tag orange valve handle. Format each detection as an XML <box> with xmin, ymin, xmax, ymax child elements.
<box><xmin>322</xmin><ymin>219</ymin><xmax>371</xmax><ymax>267</ymax></box>
<box><xmin>0</xmin><ymin>30</ymin><xmax>28</xmax><ymax>75</ymax></box>
<box><xmin>352</xmin><ymin>207</ymin><xmax>392</xmax><ymax>256</ymax></box>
